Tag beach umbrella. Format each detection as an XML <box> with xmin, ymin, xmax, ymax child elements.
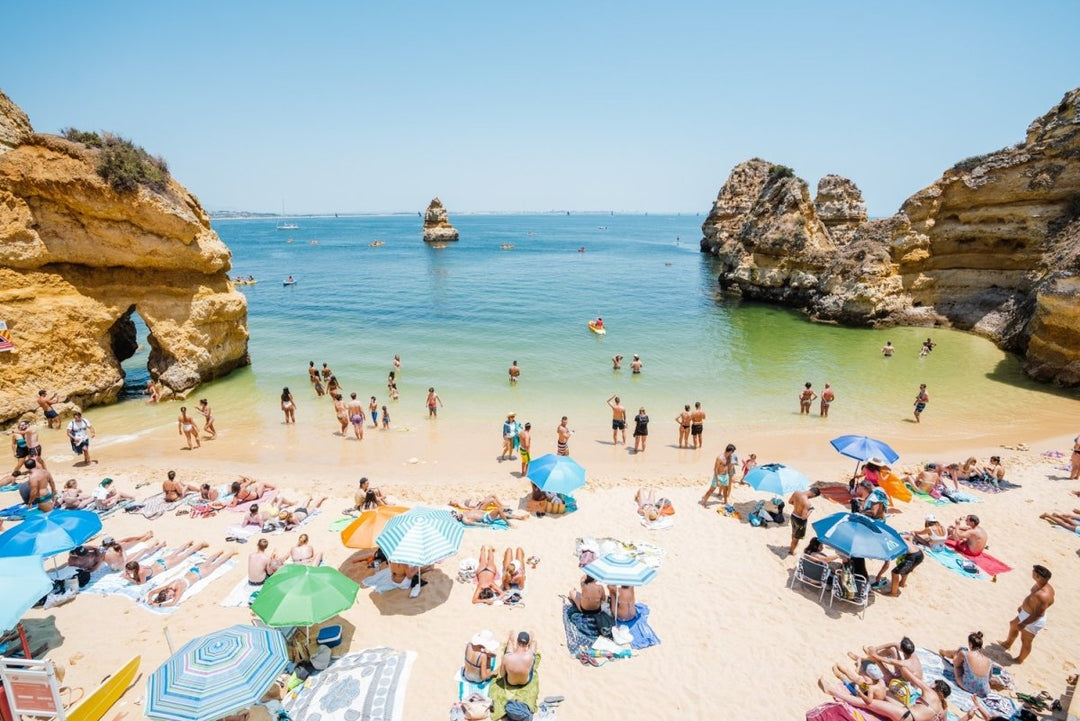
<box><xmin>145</xmin><ymin>624</ymin><xmax>288</xmax><ymax>721</ymax></box>
<box><xmin>340</xmin><ymin>505</ymin><xmax>409</xmax><ymax>549</ymax></box>
<box><xmin>743</xmin><ymin>463</ymin><xmax>811</xmax><ymax>496</ymax></box>
<box><xmin>812</xmin><ymin>512</ymin><xmax>906</xmax><ymax>561</ymax></box>
<box><xmin>582</xmin><ymin>553</ymin><xmax>657</xmax><ymax>587</ymax></box>
<box><xmin>0</xmin><ymin>556</ymin><xmax>52</xmax><ymax>633</ymax></box>
<box><xmin>0</xmin><ymin>510</ymin><xmax>102</xmax><ymax>560</ymax></box>
<box><xmin>830</xmin><ymin>435</ymin><xmax>900</xmax><ymax>465</ymax></box>
<box><xmin>525</xmin><ymin>453</ymin><xmax>586</xmax><ymax>495</ymax></box>
<box><xmin>250</xmin><ymin>565</ymin><xmax>359</xmax><ymax>628</ymax></box>
<box><xmin>375</xmin><ymin>507</ymin><xmax>464</xmax><ymax>567</ymax></box>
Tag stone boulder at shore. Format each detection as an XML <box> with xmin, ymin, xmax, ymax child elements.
<box><xmin>700</xmin><ymin>87</ymin><xmax>1080</xmax><ymax>387</ymax></box>
<box><xmin>422</xmin><ymin>197</ymin><xmax>459</xmax><ymax>243</ymax></box>
<box><xmin>0</xmin><ymin>89</ymin><xmax>249</xmax><ymax>424</ymax></box>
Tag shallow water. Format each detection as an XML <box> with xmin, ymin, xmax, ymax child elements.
<box><xmin>100</xmin><ymin>214</ymin><xmax>1078</xmax><ymax>446</ymax></box>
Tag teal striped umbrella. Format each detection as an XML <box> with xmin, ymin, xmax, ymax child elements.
<box><xmin>145</xmin><ymin>624</ymin><xmax>287</xmax><ymax>721</ymax></box>
<box><xmin>375</xmin><ymin>507</ymin><xmax>464</xmax><ymax>567</ymax></box>
<box><xmin>582</xmin><ymin>553</ymin><xmax>657</xmax><ymax>587</ymax></box>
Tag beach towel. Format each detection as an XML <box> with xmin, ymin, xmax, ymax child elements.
<box><xmin>454</xmin><ymin>667</ymin><xmax>492</xmax><ymax>702</ymax></box>
<box><xmin>219</xmin><ymin>576</ymin><xmax>261</xmax><ymax>608</ymax></box>
<box><xmin>81</xmin><ymin>547</ymin><xmax>235</xmax><ymax>614</ymax></box>
<box><xmin>562</xmin><ymin>601</ymin><xmax>604</xmax><ymax>657</ymax></box>
<box><xmin>138</xmin><ymin>492</ymin><xmax>196</xmax><ymax>520</ymax></box>
<box><xmin>328</xmin><ymin>517</ymin><xmax>353</xmax><ymax>533</ymax></box>
<box><xmin>922</xmin><ymin>543</ymin><xmax>990</xmax><ymax>580</ymax></box>
<box><xmin>265</xmin><ymin>508</ymin><xmax>323</xmax><ymax>535</ymax></box>
<box><xmin>283</xmin><ymin>647</ymin><xmax>416</xmax><ymax>721</ymax></box>
<box><xmin>945</xmin><ymin>539</ymin><xmax>1012</xmax><ymax>575</ymax></box>
<box><xmin>906</xmin><ymin>484</ymin><xmax>981</xmax><ymax>506</ymax></box>
<box><xmin>362</xmin><ymin>567</ymin><xmax>413</xmax><ymax>594</ymax></box>
<box><xmin>0</xmin><ymin>503</ymin><xmax>32</xmax><ymax>520</ymax></box>
<box><xmin>222</xmin><ymin>524</ymin><xmax>261</xmax><ymax>541</ymax></box>
<box><xmin>958</xmin><ymin>476</ymin><xmax>1021</xmax><ymax>494</ymax></box>
<box><xmin>639</xmin><ymin>515</ymin><xmax>674</xmax><ymax>530</ymax></box>
<box><xmin>623</xmin><ymin>603</ymin><xmax>661</xmax><ymax>650</ymax></box>
<box><xmin>818</xmin><ymin>484</ymin><xmax>855</xmax><ymax>507</ymax></box>
<box><xmin>86</xmin><ymin>498</ymin><xmax>136</xmax><ymax>519</ymax></box>
<box><xmin>914</xmin><ymin>648</ymin><xmax>1018</xmax><ymax>718</ymax></box>
<box><xmin>0</xmin><ymin>483</ymin><xmax>19</xmax><ymax>493</ymax></box>
<box><xmin>490</xmin><ymin>653</ymin><xmax>541</xmax><ymax>720</ymax></box>
<box><xmin>226</xmin><ymin>491</ymin><xmax>278</xmax><ymax>513</ymax></box>
<box><xmin>806</xmin><ymin>700</ymin><xmax>890</xmax><ymax>721</ymax></box>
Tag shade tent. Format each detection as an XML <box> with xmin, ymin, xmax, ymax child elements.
<box><xmin>145</xmin><ymin>624</ymin><xmax>288</xmax><ymax>721</ymax></box>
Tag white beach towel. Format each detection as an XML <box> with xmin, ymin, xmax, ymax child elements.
<box><xmin>219</xmin><ymin>576</ymin><xmax>262</xmax><ymax>608</ymax></box>
<box><xmin>638</xmin><ymin>515</ymin><xmax>674</xmax><ymax>530</ymax></box>
<box><xmin>139</xmin><ymin>557</ymin><xmax>236</xmax><ymax>615</ymax></box>
<box><xmin>284</xmin><ymin>648</ymin><xmax>416</xmax><ymax>721</ymax></box>
<box><xmin>362</xmin><ymin>567</ymin><xmax>412</xmax><ymax>594</ymax></box>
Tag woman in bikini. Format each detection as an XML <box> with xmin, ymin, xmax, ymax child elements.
<box><xmin>472</xmin><ymin>545</ymin><xmax>504</xmax><ymax>605</ymax></box>
<box><xmin>145</xmin><ymin>550</ymin><xmax>236</xmax><ymax>607</ymax></box>
<box><xmin>125</xmin><ymin>541</ymin><xmax>206</xmax><ymax>584</ymax></box>
<box><xmin>674</xmin><ymin>405</ymin><xmax>691</xmax><ymax>449</ymax></box>
<box><xmin>822</xmin><ymin>674</ymin><xmax>951</xmax><ymax>721</ymax></box>
<box><xmin>462</xmin><ymin>631</ymin><xmax>498</xmax><ymax>684</ymax></box>
<box><xmin>502</xmin><ymin>547</ymin><xmax>526</xmax><ymax>591</ymax></box>
<box><xmin>799</xmin><ymin>382</ymin><xmax>817</xmax><ymax>415</ymax></box>
<box><xmin>197</xmin><ymin>399</ymin><xmax>216</xmax><ymax>440</ymax></box>
<box><xmin>912</xmin><ymin>515</ymin><xmax>948</xmax><ymax>551</ymax></box>
<box><xmin>289</xmin><ymin>534</ymin><xmax>322</xmax><ymax>566</ymax></box>
<box><xmin>228</xmin><ymin>477</ymin><xmax>276</xmax><ymax>506</ymax></box>
<box><xmin>608</xmin><ymin>584</ymin><xmax>637</xmax><ymax>621</ymax></box>
<box><xmin>60</xmin><ymin>478</ymin><xmax>92</xmax><ymax>509</ymax></box>
<box><xmin>1070</xmin><ymin>433</ymin><xmax>1080</xmax><ymax>480</ymax></box>
<box><xmin>939</xmin><ymin>631</ymin><xmax>992</xmax><ymax>697</ymax></box>
<box><xmin>568</xmin><ymin>574</ymin><xmax>605</xmax><ymax>613</ymax></box>
<box><xmin>178</xmin><ymin>407</ymin><xmax>201</xmax><ymax>450</ymax></box>
<box><xmin>280</xmin><ymin>387</ymin><xmax>296</xmax><ymax>424</ymax></box>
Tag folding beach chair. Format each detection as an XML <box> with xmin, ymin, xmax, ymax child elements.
<box><xmin>828</xmin><ymin>572</ymin><xmax>870</xmax><ymax>619</ymax></box>
<box><xmin>788</xmin><ymin>557</ymin><xmax>831</xmax><ymax>602</ymax></box>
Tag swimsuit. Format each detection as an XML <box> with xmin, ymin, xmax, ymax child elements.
<box><xmin>634</xmin><ymin>416</ymin><xmax>649</xmax><ymax>436</ymax></box>
<box><xmin>182</xmin><ymin>423</ymin><xmax>194</xmax><ymax>432</ymax></box>
<box><xmin>791</xmin><ymin>515</ymin><xmax>808</xmax><ymax>539</ymax></box>
<box><xmin>350</xmin><ymin>414</ymin><xmax>364</xmax><ymax>425</ymax></box>
<box><xmin>690</xmin><ymin>423</ymin><xmax>703</xmax><ymax>435</ymax></box>
<box><xmin>44</xmin><ymin>409</ymin><xmax>58</xmax><ymax>419</ymax></box>
<box><xmin>557</xmin><ymin>440</ymin><xmax>569</xmax><ymax>455</ymax></box>
<box><xmin>1017</xmin><ymin>609</ymin><xmax>1047</xmax><ymax>634</ymax></box>
<box><xmin>894</xmin><ymin>549</ymin><xmax>924</xmax><ymax>576</ymax></box>
<box><xmin>520</xmin><ymin>448</ymin><xmax>530</xmax><ymax>464</ymax></box>
<box><xmin>33</xmin><ymin>492</ymin><xmax>54</xmax><ymax>505</ymax></box>
<box><xmin>463</xmin><ymin>648</ymin><xmax>495</xmax><ymax>682</ymax></box>
<box><xmin>958</xmin><ymin>649</ymin><xmax>991</xmax><ymax>697</ymax></box>
<box><xmin>712</xmin><ymin>473</ymin><xmax>730</xmax><ymax>488</ymax></box>
<box><xmin>189</xmin><ymin>565</ymin><xmax>202</xmax><ymax>579</ymax></box>
<box><xmin>914</xmin><ymin>402</ymin><xmax>926</xmax><ymax>412</ymax></box>
<box><xmin>612</xmin><ymin>419</ymin><xmax>625</xmax><ymax>430</ymax></box>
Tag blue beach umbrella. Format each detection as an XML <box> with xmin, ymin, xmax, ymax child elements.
<box><xmin>582</xmin><ymin>553</ymin><xmax>657</xmax><ymax>587</ymax></box>
<box><xmin>145</xmin><ymin>624</ymin><xmax>288</xmax><ymax>721</ymax></box>
<box><xmin>812</xmin><ymin>512</ymin><xmax>906</xmax><ymax>561</ymax></box>
<box><xmin>0</xmin><ymin>510</ymin><xmax>102</xmax><ymax>559</ymax></box>
<box><xmin>525</xmin><ymin>454</ymin><xmax>586</xmax><ymax>495</ymax></box>
<box><xmin>829</xmin><ymin>435</ymin><xmax>900</xmax><ymax>465</ymax></box>
<box><xmin>743</xmin><ymin>463</ymin><xmax>811</xmax><ymax>496</ymax></box>
<box><xmin>375</xmin><ymin>507</ymin><xmax>464</xmax><ymax>567</ymax></box>
<box><xmin>0</xmin><ymin>556</ymin><xmax>52</xmax><ymax>633</ymax></box>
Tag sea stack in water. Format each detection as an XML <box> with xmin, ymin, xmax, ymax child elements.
<box><xmin>0</xmin><ymin>87</ymin><xmax>250</xmax><ymax>424</ymax></box>
<box><xmin>700</xmin><ymin>86</ymin><xmax>1080</xmax><ymax>386</ymax></box>
<box><xmin>422</xmin><ymin>197</ymin><xmax>460</xmax><ymax>243</ymax></box>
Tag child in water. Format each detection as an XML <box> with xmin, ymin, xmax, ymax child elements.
<box><xmin>381</xmin><ymin>405</ymin><xmax>390</xmax><ymax>429</ymax></box>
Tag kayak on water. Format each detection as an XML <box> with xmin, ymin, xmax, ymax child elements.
<box><xmin>588</xmin><ymin>320</ymin><xmax>606</xmax><ymax>335</ymax></box>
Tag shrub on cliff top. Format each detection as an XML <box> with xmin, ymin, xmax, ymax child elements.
<box><xmin>61</xmin><ymin>128</ymin><xmax>170</xmax><ymax>194</ymax></box>
<box><xmin>768</xmin><ymin>164</ymin><xmax>795</xmax><ymax>182</ymax></box>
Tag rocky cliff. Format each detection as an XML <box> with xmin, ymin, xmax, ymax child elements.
<box><xmin>0</xmin><ymin>91</ymin><xmax>249</xmax><ymax>424</ymax></box>
<box><xmin>701</xmin><ymin>87</ymin><xmax>1080</xmax><ymax>386</ymax></box>
<box><xmin>422</xmin><ymin>197</ymin><xmax>459</xmax><ymax>242</ymax></box>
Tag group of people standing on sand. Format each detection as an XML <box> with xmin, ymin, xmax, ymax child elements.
<box><xmin>176</xmin><ymin>399</ymin><xmax>216</xmax><ymax>450</ymax></box>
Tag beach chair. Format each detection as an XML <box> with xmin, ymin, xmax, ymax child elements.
<box><xmin>788</xmin><ymin>557</ymin><xmax>831</xmax><ymax>601</ymax></box>
<box><xmin>828</xmin><ymin>572</ymin><xmax>870</xmax><ymax>619</ymax></box>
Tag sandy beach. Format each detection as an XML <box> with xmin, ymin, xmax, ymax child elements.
<box><xmin>11</xmin><ymin>410</ymin><xmax>1080</xmax><ymax>720</ymax></box>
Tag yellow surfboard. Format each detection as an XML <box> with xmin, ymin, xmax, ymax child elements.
<box><xmin>67</xmin><ymin>656</ymin><xmax>140</xmax><ymax>721</ymax></box>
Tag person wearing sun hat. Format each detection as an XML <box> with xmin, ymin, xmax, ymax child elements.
<box><xmin>463</xmin><ymin>629</ymin><xmax>500</xmax><ymax>683</ymax></box>
<box><xmin>912</xmin><ymin>514</ymin><xmax>947</xmax><ymax>551</ymax></box>
<box><xmin>501</xmin><ymin>412</ymin><xmax>519</xmax><ymax>462</ymax></box>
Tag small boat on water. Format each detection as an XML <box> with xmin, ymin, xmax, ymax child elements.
<box><xmin>500</xmin><ymin>244</ymin><xmax>515</xmax><ymax>250</ymax></box>
<box><xmin>369</xmin><ymin>240</ymin><xmax>385</xmax><ymax>247</ymax></box>
<box><xmin>283</xmin><ymin>276</ymin><xmax>297</xmax><ymax>287</ymax></box>
<box><xmin>309</xmin><ymin>240</ymin><xmax>319</xmax><ymax>245</ymax></box>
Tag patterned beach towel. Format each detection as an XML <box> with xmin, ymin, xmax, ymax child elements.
<box><xmin>226</xmin><ymin>491</ymin><xmax>278</xmax><ymax>513</ymax></box>
<box><xmin>283</xmin><ymin>647</ymin><xmax>416</xmax><ymax>721</ymax></box>
<box><xmin>914</xmin><ymin>648</ymin><xmax>1017</xmax><ymax>718</ymax></box>
<box><xmin>958</xmin><ymin>476</ymin><xmax>1021</xmax><ymax>494</ymax></box>
<box><xmin>137</xmin><ymin>492</ymin><xmax>196</xmax><ymax>519</ymax></box>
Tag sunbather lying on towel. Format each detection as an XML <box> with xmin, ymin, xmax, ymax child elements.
<box><xmin>125</xmin><ymin>541</ymin><xmax>207</xmax><ymax>584</ymax></box>
<box><xmin>60</xmin><ymin>479</ymin><xmax>92</xmax><ymax>509</ymax></box>
<box><xmin>473</xmin><ymin>545</ymin><xmax>504</xmax><ymax>605</ymax></box>
<box><xmin>1039</xmin><ymin>509</ymin><xmax>1080</xmax><ymax>532</ymax></box>
<box><xmin>948</xmin><ymin>514</ymin><xmax>988</xmax><ymax>555</ymax></box>
<box><xmin>273</xmin><ymin>496</ymin><xmax>326</xmax><ymax>529</ymax></box>
<box><xmin>820</xmin><ymin>674</ymin><xmax>951</xmax><ymax>721</ymax></box>
<box><xmin>102</xmin><ymin>532</ymin><xmax>158</xmax><ymax>571</ymax></box>
<box><xmin>145</xmin><ymin>550</ymin><xmax>236</xmax><ymax>607</ymax></box>
<box><xmin>500</xmin><ymin>631</ymin><xmax>537</xmax><ymax>688</ymax></box>
<box><xmin>227</xmin><ymin>477</ymin><xmax>276</xmax><ymax>506</ymax></box>
<box><xmin>502</xmin><ymin>547</ymin><xmax>526</xmax><ymax>591</ymax></box>
<box><xmin>451</xmin><ymin>506</ymin><xmax>514</xmax><ymax>527</ymax></box>
<box><xmin>449</xmin><ymin>495</ymin><xmax>528</xmax><ymax>520</ymax></box>
<box><xmin>634</xmin><ymin>487</ymin><xmax>673</xmax><ymax>522</ymax></box>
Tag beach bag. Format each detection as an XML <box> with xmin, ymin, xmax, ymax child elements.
<box><xmin>457</xmin><ymin>558</ymin><xmax>477</xmax><ymax>583</ymax></box>
<box><xmin>595</xmin><ymin>610</ymin><xmax>615</xmax><ymax>639</ymax></box>
<box><xmin>611</xmin><ymin>625</ymin><xmax>632</xmax><ymax>646</ymax></box>
<box><xmin>837</xmin><ymin>566</ymin><xmax>858</xmax><ymax>600</ymax></box>
<box><xmin>657</xmin><ymin>498</ymin><xmax>675</xmax><ymax>516</ymax></box>
<box><xmin>504</xmin><ymin>700</ymin><xmax>533</xmax><ymax>721</ymax></box>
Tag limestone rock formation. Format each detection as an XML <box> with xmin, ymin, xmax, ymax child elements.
<box><xmin>422</xmin><ymin>197</ymin><xmax>459</xmax><ymax>242</ymax></box>
<box><xmin>0</xmin><ymin>90</ymin><xmax>249</xmax><ymax>424</ymax></box>
<box><xmin>700</xmin><ymin>87</ymin><xmax>1080</xmax><ymax>386</ymax></box>
<box><xmin>0</xmin><ymin>88</ymin><xmax>32</xmax><ymax>153</ymax></box>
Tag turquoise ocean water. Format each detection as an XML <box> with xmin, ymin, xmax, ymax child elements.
<box><xmin>105</xmin><ymin>213</ymin><xmax>1078</xmax><ymax>449</ymax></box>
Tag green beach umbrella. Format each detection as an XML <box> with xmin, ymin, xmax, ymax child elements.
<box><xmin>250</xmin><ymin>565</ymin><xmax>359</xmax><ymax>628</ymax></box>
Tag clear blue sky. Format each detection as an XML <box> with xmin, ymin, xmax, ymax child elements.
<box><xmin>4</xmin><ymin>1</ymin><xmax>1078</xmax><ymax>216</ymax></box>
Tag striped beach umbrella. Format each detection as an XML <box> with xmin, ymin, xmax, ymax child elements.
<box><xmin>375</xmin><ymin>507</ymin><xmax>464</xmax><ymax>567</ymax></box>
<box><xmin>582</xmin><ymin>553</ymin><xmax>658</xmax><ymax>587</ymax></box>
<box><xmin>251</xmin><ymin>565</ymin><xmax>359</xmax><ymax>628</ymax></box>
<box><xmin>525</xmin><ymin>454</ymin><xmax>586</xmax><ymax>495</ymax></box>
<box><xmin>145</xmin><ymin>624</ymin><xmax>288</xmax><ymax>721</ymax></box>
<box><xmin>340</xmin><ymin>505</ymin><xmax>410</xmax><ymax>549</ymax></box>
<box><xmin>0</xmin><ymin>510</ymin><xmax>102</xmax><ymax>559</ymax></box>
<box><xmin>743</xmin><ymin>463</ymin><xmax>811</xmax><ymax>496</ymax></box>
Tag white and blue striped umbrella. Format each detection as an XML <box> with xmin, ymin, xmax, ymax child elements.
<box><xmin>582</xmin><ymin>553</ymin><xmax>657</xmax><ymax>587</ymax></box>
<box><xmin>145</xmin><ymin>624</ymin><xmax>288</xmax><ymax>721</ymax></box>
<box><xmin>375</xmin><ymin>507</ymin><xmax>464</xmax><ymax>566</ymax></box>
<box><xmin>743</xmin><ymin>463</ymin><xmax>811</xmax><ymax>496</ymax></box>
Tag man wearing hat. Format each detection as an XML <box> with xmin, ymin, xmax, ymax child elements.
<box><xmin>500</xmin><ymin>630</ymin><xmax>538</xmax><ymax>688</ymax></box>
<box><xmin>500</xmin><ymin>413</ymin><xmax>520</xmax><ymax>462</ymax></box>
<box><xmin>463</xmin><ymin>629</ymin><xmax>499</xmax><ymax>683</ymax></box>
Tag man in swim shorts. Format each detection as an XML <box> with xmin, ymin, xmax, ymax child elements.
<box><xmin>607</xmin><ymin>395</ymin><xmax>627</xmax><ymax>445</ymax></box>
<box><xmin>508</xmin><ymin>360</ymin><xmax>520</xmax><ymax>384</ymax></box>
<box><xmin>518</xmin><ymin>423</ymin><xmax>531</xmax><ymax>475</ymax></box>
<box><xmin>347</xmin><ymin>393</ymin><xmax>365</xmax><ymax>440</ymax></box>
<box><xmin>25</xmin><ymin>459</ymin><xmax>56</xmax><ymax>512</ymax></box>
<box><xmin>556</xmin><ymin>416</ymin><xmax>572</xmax><ymax>456</ymax></box>
<box><xmin>1000</xmin><ymin>565</ymin><xmax>1054</xmax><ymax>663</ymax></box>
<box><xmin>690</xmin><ymin>401</ymin><xmax>706</xmax><ymax>448</ymax></box>
<box><xmin>37</xmin><ymin>389</ymin><xmax>61</xmax><ymax>429</ymax></box>
<box><xmin>701</xmin><ymin>444</ymin><xmax>737</xmax><ymax>507</ymax></box>
<box><xmin>787</xmin><ymin>486</ymin><xmax>821</xmax><ymax>555</ymax></box>
<box><xmin>913</xmin><ymin>383</ymin><xmax>929</xmax><ymax>423</ymax></box>
<box><xmin>66</xmin><ymin>411</ymin><xmax>95</xmax><ymax>464</ymax></box>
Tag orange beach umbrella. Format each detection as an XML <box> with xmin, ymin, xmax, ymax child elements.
<box><xmin>339</xmin><ymin>506</ymin><xmax>409</xmax><ymax>549</ymax></box>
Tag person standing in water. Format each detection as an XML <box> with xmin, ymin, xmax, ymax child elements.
<box><xmin>675</xmin><ymin>405</ymin><xmax>692</xmax><ymax>449</ymax></box>
<box><xmin>280</xmin><ymin>387</ymin><xmax>296</xmax><ymax>424</ymax></box>
<box><xmin>607</xmin><ymin>395</ymin><xmax>627</xmax><ymax>445</ymax></box>
<box><xmin>308</xmin><ymin>361</ymin><xmax>319</xmax><ymax>384</ymax></box>
<box><xmin>368</xmin><ymin>396</ymin><xmax>379</xmax><ymax>427</ymax></box>
<box><xmin>508</xmin><ymin>360</ymin><xmax>521</xmax><ymax>384</ymax></box>
<box><xmin>630</xmin><ymin>355</ymin><xmax>643</xmax><ymax>374</ymax></box>
<box><xmin>427</xmin><ymin>387</ymin><xmax>443</xmax><ymax>418</ymax></box>
<box><xmin>612</xmin><ymin>354</ymin><xmax>623</xmax><ymax>370</ymax></box>
<box><xmin>913</xmin><ymin>384</ymin><xmax>929</xmax><ymax>423</ymax></box>
<box><xmin>799</xmin><ymin>382</ymin><xmax>817</xmax><ymax>415</ymax></box>
<box><xmin>881</xmin><ymin>341</ymin><xmax>894</xmax><ymax>357</ymax></box>
<box><xmin>819</xmin><ymin>384</ymin><xmax>835</xmax><ymax>418</ymax></box>
<box><xmin>333</xmin><ymin>394</ymin><xmax>349</xmax><ymax>436</ymax></box>
<box><xmin>347</xmin><ymin>393</ymin><xmax>365</xmax><ymax>440</ymax></box>
<box><xmin>690</xmin><ymin>401</ymin><xmax>706</xmax><ymax>449</ymax></box>
<box><xmin>556</xmin><ymin>417</ymin><xmax>572</xmax><ymax>456</ymax></box>
<box><xmin>197</xmin><ymin>398</ymin><xmax>216</xmax><ymax>439</ymax></box>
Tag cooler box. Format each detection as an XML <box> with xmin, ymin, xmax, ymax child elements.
<box><xmin>316</xmin><ymin>625</ymin><xmax>342</xmax><ymax>648</ymax></box>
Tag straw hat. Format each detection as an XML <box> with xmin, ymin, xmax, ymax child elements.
<box><xmin>471</xmin><ymin>629</ymin><xmax>498</xmax><ymax>653</ymax></box>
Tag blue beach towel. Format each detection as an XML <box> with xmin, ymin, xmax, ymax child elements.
<box><xmin>923</xmin><ymin>544</ymin><xmax>989</xmax><ymax>581</ymax></box>
<box><xmin>624</xmin><ymin>603</ymin><xmax>661</xmax><ymax>650</ymax></box>
<box><xmin>0</xmin><ymin>483</ymin><xmax>20</xmax><ymax>493</ymax></box>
